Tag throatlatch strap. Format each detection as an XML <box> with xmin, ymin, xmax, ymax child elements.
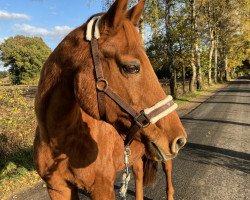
<box><xmin>104</xmin><ymin>88</ymin><xmax>138</xmax><ymax>118</ymax></box>
<box><xmin>124</xmin><ymin>124</ymin><xmax>141</xmax><ymax>146</ymax></box>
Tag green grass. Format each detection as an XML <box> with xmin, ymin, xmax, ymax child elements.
<box><xmin>175</xmin><ymin>90</ymin><xmax>206</xmax><ymax>105</ymax></box>
<box><xmin>0</xmin><ymin>149</ymin><xmax>33</xmax><ymax>180</ymax></box>
<box><xmin>174</xmin><ymin>84</ymin><xmax>223</xmax><ymax>105</ymax></box>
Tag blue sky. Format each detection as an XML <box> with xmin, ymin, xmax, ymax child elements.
<box><xmin>0</xmin><ymin>0</ymin><xmax>105</xmax><ymax>70</ymax></box>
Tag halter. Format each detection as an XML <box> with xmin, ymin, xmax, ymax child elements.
<box><xmin>86</xmin><ymin>16</ymin><xmax>178</xmax><ymax>146</ymax></box>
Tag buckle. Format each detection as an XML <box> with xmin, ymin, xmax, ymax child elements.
<box><xmin>134</xmin><ymin>111</ymin><xmax>150</xmax><ymax>128</ymax></box>
<box><xmin>96</xmin><ymin>78</ymin><xmax>108</xmax><ymax>92</ymax></box>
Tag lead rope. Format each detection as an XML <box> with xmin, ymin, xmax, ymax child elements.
<box><xmin>119</xmin><ymin>146</ymin><xmax>131</xmax><ymax>199</ymax></box>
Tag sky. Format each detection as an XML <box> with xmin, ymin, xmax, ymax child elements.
<box><xmin>0</xmin><ymin>0</ymin><xmax>104</xmax><ymax>70</ymax></box>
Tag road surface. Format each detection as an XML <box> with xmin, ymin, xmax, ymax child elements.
<box><xmin>10</xmin><ymin>79</ymin><xmax>250</xmax><ymax>200</ymax></box>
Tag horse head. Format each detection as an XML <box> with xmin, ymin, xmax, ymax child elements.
<box><xmin>72</xmin><ymin>0</ymin><xmax>187</xmax><ymax>161</ymax></box>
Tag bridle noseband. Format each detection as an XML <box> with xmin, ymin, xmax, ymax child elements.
<box><xmin>87</xmin><ymin>16</ymin><xmax>178</xmax><ymax>146</ymax></box>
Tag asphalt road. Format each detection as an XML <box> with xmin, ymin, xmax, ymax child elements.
<box><xmin>10</xmin><ymin>79</ymin><xmax>250</xmax><ymax>200</ymax></box>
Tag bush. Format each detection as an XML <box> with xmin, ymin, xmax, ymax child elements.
<box><xmin>0</xmin><ymin>71</ymin><xmax>8</xmax><ymax>79</ymax></box>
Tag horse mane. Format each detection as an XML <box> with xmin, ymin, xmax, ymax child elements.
<box><xmin>35</xmin><ymin>16</ymin><xmax>95</xmax><ymax>138</ymax></box>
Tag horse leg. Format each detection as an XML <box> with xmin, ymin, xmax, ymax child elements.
<box><xmin>34</xmin><ymin>134</ymin><xmax>79</xmax><ymax>200</ymax></box>
<box><xmin>162</xmin><ymin>160</ymin><xmax>174</xmax><ymax>200</ymax></box>
<box><xmin>44</xmin><ymin>173</ymin><xmax>79</xmax><ymax>200</ymax></box>
<box><xmin>132</xmin><ymin>158</ymin><xmax>144</xmax><ymax>200</ymax></box>
<box><xmin>90</xmin><ymin>177</ymin><xmax>115</xmax><ymax>200</ymax></box>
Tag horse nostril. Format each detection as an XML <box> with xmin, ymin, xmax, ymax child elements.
<box><xmin>176</xmin><ymin>138</ymin><xmax>186</xmax><ymax>149</ymax></box>
<box><xmin>171</xmin><ymin>137</ymin><xmax>186</xmax><ymax>154</ymax></box>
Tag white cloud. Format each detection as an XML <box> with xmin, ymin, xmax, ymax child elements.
<box><xmin>0</xmin><ymin>38</ymin><xmax>4</xmax><ymax>44</ymax></box>
<box><xmin>0</xmin><ymin>10</ymin><xmax>30</xmax><ymax>20</ymax></box>
<box><xmin>14</xmin><ymin>24</ymin><xmax>49</xmax><ymax>36</ymax></box>
<box><xmin>52</xmin><ymin>26</ymin><xmax>72</xmax><ymax>36</ymax></box>
<box><xmin>13</xmin><ymin>24</ymin><xmax>73</xmax><ymax>37</ymax></box>
<box><xmin>0</xmin><ymin>37</ymin><xmax>8</xmax><ymax>44</ymax></box>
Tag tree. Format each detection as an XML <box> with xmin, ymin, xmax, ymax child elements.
<box><xmin>211</xmin><ymin>0</ymin><xmax>250</xmax><ymax>81</ymax></box>
<box><xmin>0</xmin><ymin>35</ymin><xmax>51</xmax><ymax>85</ymax></box>
<box><xmin>0</xmin><ymin>71</ymin><xmax>8</xmax><ymax>78</ymax></box>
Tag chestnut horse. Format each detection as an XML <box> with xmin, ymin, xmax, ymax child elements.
<box><xmin>34</xmin><ymin>0</ymin><xmax>186</xmax><ymax>199</ymax></box>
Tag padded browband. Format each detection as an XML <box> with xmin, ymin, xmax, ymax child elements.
<box><xmin>86</xmin><ymin>16</ymin><xmax>101</xmax><ymax>41</ymax></box>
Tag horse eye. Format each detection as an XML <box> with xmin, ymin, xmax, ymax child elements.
<box><xmin>122</xmin><ymin>65</ymin><xmax>140</xmax><ymax>74</ymax></box>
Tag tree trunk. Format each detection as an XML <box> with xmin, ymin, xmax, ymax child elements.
<box><xmin>224</xmin><ymin>55</ymin><xmax>229</xmax><ymax>81</ymax></box>
<box><xmin>170</xmin><ymin>69</ymin><xmax>177</xmax><ymax>99</ymax></box>
<box><xmin>182</xmin><ymin>63</ymin><xmax>186</xmax><ymax>95</ymax></box>
<box><xmin>165</xmin><ymin>0</ymin><xmax>176</xmax><ymax>98</ymax></box>
<box><xmin>196</xmin><ymin>43</ymin><xmax>202</xmax><ymax>90</ymax></box>
<box><xmin>219</xmin><ymin>71</ymin><xmax>223</xmax><ymax>82</ymax></box>
<box><xmin>208</xmin><ymin>28</ymin><xmax>215</xmax><ymax>85</ymax></box>
<box><xmin>214</xmin><ymin>34</ymin><xmax>218</xmax><ymax>83</ymax></box>
<box><xmin>190</xmin><ymin>49</ymin><xmax>196</xmax><ymax>92</ymax></box>
<box><xmin>193</xmin><ymin>0</ymin><xmax>202</xmax><ymax>90</ymax></box>
<box><xmin>189</xmin><ymin>0</ymin><xmax>197</xmax><ymax>92</ymax></box>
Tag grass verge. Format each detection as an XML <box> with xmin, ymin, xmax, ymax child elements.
<box><xmin>174</xmin><ymin>83</ymin><xmax>225</xmax><ymax>105</ymax></box>
<box><xmin>0</xmin><ymin>86</ymin><xmax>40</xmax><ymax>200</ymax></box>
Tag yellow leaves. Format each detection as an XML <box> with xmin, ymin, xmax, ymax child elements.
<box><xmin>0</xmin><ymin>86</ymin><xmax>41</xmax><ymax>199</ymax></box>
<box><xmin>0</xmin><ymin>86</ymin><xmax>36</xmax><ymax>154</ymax></box>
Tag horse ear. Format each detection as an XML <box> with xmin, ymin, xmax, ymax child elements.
<box><xmin>127</xmin><ymin>0</ymin><xmax>145</xmax><ymax>26</ymax></box>
<box><xmin>100</xmin><ymin>0</ymin><xmax>129</xmax><ymax>29</ymax></box>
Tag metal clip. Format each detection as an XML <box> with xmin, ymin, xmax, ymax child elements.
<box><xmin>120</xmin><ymin>146</ymin><xmax>131</xmax><ymax>199</ymax></box>
<box><xmin>124</xmin><ymin>147</ymin><xmax>131</xmax><ymax>165</ymax></box>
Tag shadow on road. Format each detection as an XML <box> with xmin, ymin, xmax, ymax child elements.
<box><xmin>211</xmin><ymin>94</ymin><xmax>250</xmax><ymax>98</ymax></box>
<box><xmin>218</xmin><ymin>89</ymin><xmax>250</xmax><ymax>93</ymax></box>
<box><xmin>181</xmin><ymin>117</ymin><xmax>250</xmax><ymax>127</ymax></box>
<box><xmin>178</xmin><ymin>100</ymin><xmax>250</xmax><ymax>106</ymax></box>
<box><xmin>77</xmin><ymin>177</ymin><xmax>153</xmax><ymax>200</ymax></box>
<box><xmin>186</xmin><ymin>143</ymin><xmax>250</xmax><ymax>161</ymax></box>
<box><xmin>181</xmin><ymin>143</ymin><xmax>250</xmax><ymax>174</ymax></box>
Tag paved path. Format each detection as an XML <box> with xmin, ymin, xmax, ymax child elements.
<box><xmin>10</xmin><ymin>79</ymin><xmax>250</xmax><ymax>200</ymax></box>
